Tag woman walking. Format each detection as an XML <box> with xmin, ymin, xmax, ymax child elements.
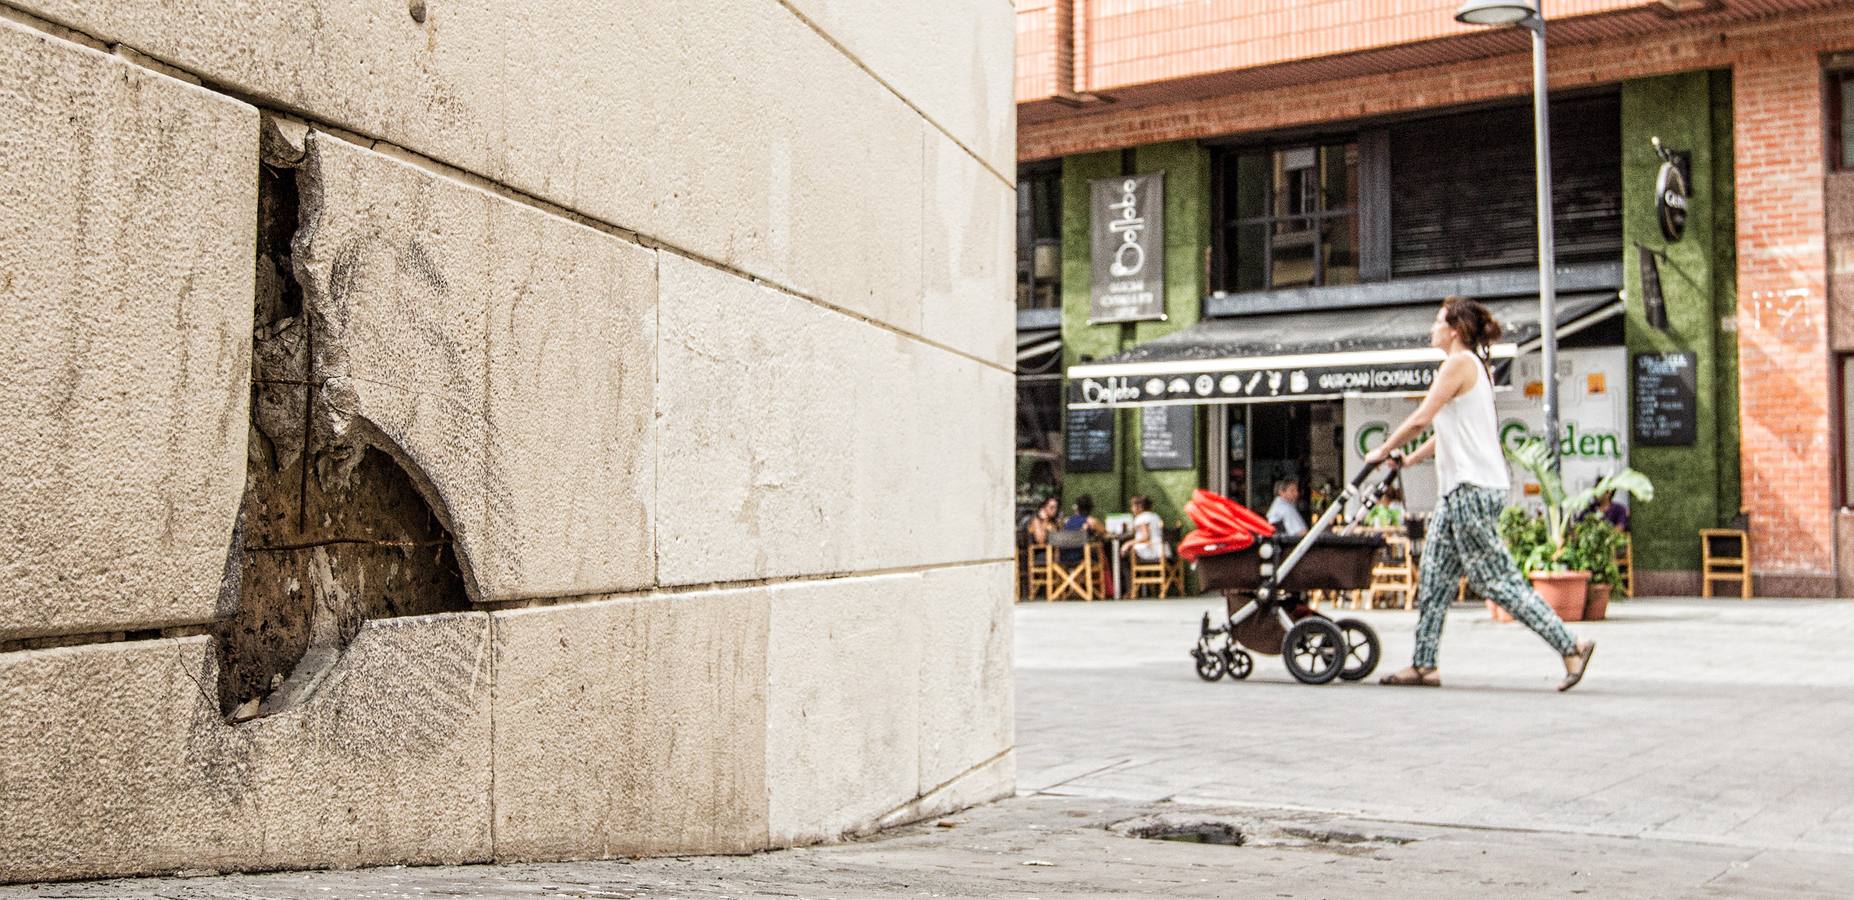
<box><xmin>1365</xmin><ymin>296</ymin><xmax>1597</xmax><ymax>691</ymax></box>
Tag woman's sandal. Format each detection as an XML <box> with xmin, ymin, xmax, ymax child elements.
<box><xmin>1557</xmin><ymin>640</ymin><xmax>1597</xmax><ymax>692</ymax></box>
<box><xmin>1379</xmin><ymin>666</ymin><xmax>1441</xmax><ymax>687</ymax></box>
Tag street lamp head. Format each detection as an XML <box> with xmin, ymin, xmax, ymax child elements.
<box><xmin>1454</xmin><ymin>0</ymin><xmax>1539</xmax><ymax>26</ymax></box>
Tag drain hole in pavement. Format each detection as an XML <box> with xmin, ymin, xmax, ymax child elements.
<box><xmin>1124</xmin><ymin>821</ymin><xmax>1246</xmax><ymax>846</ymax></box>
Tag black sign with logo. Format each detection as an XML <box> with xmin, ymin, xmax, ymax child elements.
<box><xmin>1089</xmin><ymin>173</ymin><xmax>1166</xmax><ymax>323</ymax></box>
<box><xmin>1140</xmin><ymin>405</ymin><xmax>1196</xmax><ymax>471</ymax></box>
<box><xmin>1067</xmin><ymin>358</ymin><xmax>1512</xmax><ymax>408</ymax></box>
<box><xmin>1654</xmin><ymin>140</ymin><xmax>1689</xmax><ymax>242</ymax></box>
<box><xmin>1632</xmin><ymin>351</ymin><xmax>1698</xmax><ymax>446</ymax></box>
<box><xmin>1065</xmin><ymin>406</ymin><xmax>1115</xmax><ymax>473</ymax></box>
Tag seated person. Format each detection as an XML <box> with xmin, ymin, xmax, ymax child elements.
<box><xmin>1025</xmin><ymin>495</ymin><xmax>1060</xmax><ymax>545</ymax></box>
<box><xmin>1059</xmin><ymin>494</ymin><xmax>1106</xmax><ymax>565</ymax></box>
<box><xmin>1122</xmin><ymin>495</ymin><xmax>1166</xmax><ymax>563</ymax></box>
<box><xmin>1596</xmin><ymin>490</ymin><xmax>1630</xmax><ymax>531</ymax></box>
<box><xmin>1265</xmin><ymin>478</ymin><xmax>1309</xmax><ymax>536</ymax></box>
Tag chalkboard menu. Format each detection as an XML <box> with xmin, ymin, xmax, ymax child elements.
<box><xmin>1632</xmin><ymin>352</ymin><xmax>1698</xmax><ymax>446</ymax></box>
<box><xmin>1141</xmin><ymin>406</ymin><xmax>1196</xmax><ymax>471</ymax></box>
<box><xmin>1065</xmin><ymin>407</ymin><xmax>1115</xmax><ymax>473</ymax></box>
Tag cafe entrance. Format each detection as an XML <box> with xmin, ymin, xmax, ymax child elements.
<box><xmin>1210</xmin><ymin>400</ymin><xmax>1345</xmax><ymax>522</ymax></box>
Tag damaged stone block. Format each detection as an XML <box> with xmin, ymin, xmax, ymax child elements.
<box><xmin>292</xmin><ymin>134</ymin><xmax>658</xmax><ymax>603</ymax></box>
<box><xmin>0</xmin><ymin>614</ymin><xmax>494</xmax><ymax>882</ymax></box>
<box><xmin>0</xmin><ymin>19</ymin><xmax>255</xmax><ymax>640</ymax></box>
<box><xmin>490</xmin><ymin>590</ymin><xmax>770</xmax><ymax>860</ymax></box>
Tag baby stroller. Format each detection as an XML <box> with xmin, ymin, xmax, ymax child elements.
<box><xmin>1185</xmin><ymin>460</ymin><xmax>1397</xmax><ymax>685</ymax></box>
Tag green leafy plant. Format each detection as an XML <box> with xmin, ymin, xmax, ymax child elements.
<box><xmin>1503</xmin><ymin>439</ymin><xmax>1654</xmax><ymax>571</ymax></box>
<box><xmin>1498</xmin><ymin>505</ymin><xmax>1553</xmax><ymax>575</ymax></box>
<box><xmin>1563</xmin><ymin>515</ymin><xmax>1625</xmax><ymax>589</ymax></box>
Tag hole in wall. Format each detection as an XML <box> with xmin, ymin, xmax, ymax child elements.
<box><xmin>214</xmin><ymin>153</ymin><xmax>470</xmax><ymax>721</ymax></box>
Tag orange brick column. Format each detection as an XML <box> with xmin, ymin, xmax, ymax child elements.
<box><xmin>1734</xmin><ymin>52</ymin><xmax>1835</xmax><ymax>594</ymax></box>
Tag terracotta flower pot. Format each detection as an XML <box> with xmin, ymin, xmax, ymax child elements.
<box><xmin>1485</xmin><ymin>598</ymin><xmax>1514</xmax><ymax>623</ymax></box>
<box><xmin>1584</xmin><ymin>583</ymin><xmax>1612</xmax><ymax>621</ymax></box>
<box><xmin>1529</xmin><ymin>570</ymin><xmax>1589</xmax><ymax>622</ymax></box>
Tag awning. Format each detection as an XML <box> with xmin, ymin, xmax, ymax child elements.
<box><xmin>1066</xmin><ymin>292</ymin><xmax>1621</xmax><ymax>408</ymax></box>
<box><xmin>1017</xmin><ymin>327</ymin><xmax>1063</xmax><ymax>377</ymax></box>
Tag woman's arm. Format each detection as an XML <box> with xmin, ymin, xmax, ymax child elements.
<box><xmin>1365</xmin><ymin>355</ymin><xmax>1476</xmax><ymax>464</ymax></box>
<box><xmin>1404</xmin><ymin>434</ymin><xmax>1439</xmax><ymax>466</ymax></box>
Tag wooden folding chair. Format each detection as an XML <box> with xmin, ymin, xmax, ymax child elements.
<box><xmin>1367</xmin><ymin>533</ymin><xmax>1417</xmax><ymax>610</ymax></box>
<box><xmin>1045</xmin><ymin>529</ymin><xmax>1099</xmax><ymax>601</ymax></box>
<box><xmin>1024</xmin><ymin>543</ymin><xmax>1055</xmax><ymax>600</ymax></box>
<box><xmin>1701</xmin><ymin>529</ymin><xmax>1751</xmax><ymax>599</ymax></box>
<box><xmin>1615</xmin><ymin>534</ymin><xmax>1633</xmax><ymax>598</ymax></box>
<box><xmin>1162</xmin><ymin>525</ymin><xmax>1187</xmax><ymax>596</ymax></box>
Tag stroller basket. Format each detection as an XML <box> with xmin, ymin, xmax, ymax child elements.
<box><xmin>1195</xmin><ymin>533</ymin><xmax>1385</xmax><ymax>593</ymax></box>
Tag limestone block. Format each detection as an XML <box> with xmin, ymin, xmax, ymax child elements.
<box><xmin>0</xmin><ymin>614</ymin><xmax>494</xmax><ymax>882</ymax></box>
<box><xmin>0</xmin><ymin>20</ymin><xmax>255</xmax><ymax>640</ymax></box>
<box><xmin>489</xmin><ymin>590</ymin><xmax>770</xmax><ymax>860</ymax></box>
<box><xmin>916</xmin><ymin>563</ymin><xmax>1015</xmax><ymax>793</ymax></box>
<box><xmin>482</xmin><ymin>202</ymin><xmax>657</xmax><ymax>600</ymax></box>
<box><xmin>19</xmin><ymin>0</ymin><xmax>932</xmax><ymax>336</ymax></box>
<box><xmin>298</xmin><ymin>135</ymin><xmax>657</xmax><ymax>601</ymax></box>
<box><xmin>656</xmin><ymin>255</ymin><xmax>1015</xmax><ymax>585</ymax></box>
<box><xmin>785</xmin><ymin>0</ymin><xmax>1016</xmax><ymax>174</ymax></box>
<box><xmin>764</xmin><ymin>574</ymin><xmax>923</xmax><ymax>845</ymax></box>
<box><xmin>923</xmin><ymin>128</ymin><xmax>1016</xmax><ymax>369</ymax></box>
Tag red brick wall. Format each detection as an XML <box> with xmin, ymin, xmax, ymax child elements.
<box><xmin>1015</xmin><ymin>0</ymin><xmax>1647</xmax><ymax>103</ymax></box>
<box><xmin>1735</xmin><ymin>51</ymin><xmax>1835</xmax><ymax>583</ymax></box>
<box><xmin>1021</xmin><ymin>8</ymin><xmax>1854</xmax><ymax>160</ymax></box>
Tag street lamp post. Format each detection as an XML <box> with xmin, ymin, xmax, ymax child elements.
<box><xmin>1456</xmin><ymin>0</ymin><xmax>1560</xmax><ymax>471</ymax></box>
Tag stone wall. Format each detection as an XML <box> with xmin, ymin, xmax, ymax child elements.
<box><xmin>0</xmin><ymin>0</ymin><xmax>1015</xmax><ymax>882</ymax></box>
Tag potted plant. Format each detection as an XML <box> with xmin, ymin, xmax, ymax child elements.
<box><xmin>1564</xmin><ymin>515</ymin><xmax>1625</xmax><ymax>620</ymax></box>
<box><xmin>1494</xmin><ymin>505</ymin><xmax>1550</xmax><ymax>623</ymax></box>
<box><xmin>1504</xmin><ymin>440</ymin><xmax>1654</xmax><ymax>622</ymax></box>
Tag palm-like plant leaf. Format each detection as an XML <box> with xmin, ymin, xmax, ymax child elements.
<box><xmin>1504</xmin><ymin>440</ymin><xmax>1654</xmax><ymax>566</ymax></box>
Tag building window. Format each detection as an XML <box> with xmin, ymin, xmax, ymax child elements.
<box><xmin>1017</xmin><ymin>166</ymin><xmax>1061</xmax><ymax>309</ymax></box>
<box><xmin>1214</xmin><ymin>142</ymin><xmax>1359</xmax><ymax>292</ymax></box>
<box><xmin>1831</xmin><ymin>68</ymin><xmax>1854</xmax><ymax>171</ymax></box>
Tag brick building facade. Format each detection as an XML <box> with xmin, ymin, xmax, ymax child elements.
<box><xmin>1017</xmin><ymin>0</ymin><xmax>1854</xmax><ymax>596</ymax></box>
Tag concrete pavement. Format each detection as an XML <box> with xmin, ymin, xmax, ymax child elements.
<box><xmin>5</xmin><ymin>596</ymin><xmax>1852</xmax><ymax>898</ymax></box>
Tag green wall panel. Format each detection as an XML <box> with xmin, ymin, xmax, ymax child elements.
<box><xmin>1620</xmin><ymin>70</ymin><xmax>1738</xmax><ymax>572</ymax></box>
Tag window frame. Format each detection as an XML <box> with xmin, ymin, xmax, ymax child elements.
<box><xmin>1211</xmin><ymin>138</ymin><xmax>1368</xmax><ymax>293</ymax></box>
<box><xmin>1016</xmin><ymin>163</ymin><xmax>1063</xmax><ymax>310</ymax></box>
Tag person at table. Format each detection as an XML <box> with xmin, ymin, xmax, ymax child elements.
<box><xmin>1595</xmin><ymin>490</ymin><xmax>1629</xmax><ymax>531</ymax></box>
<box><xmin>1265</xmin><ymin>478</ymin><xmax>1309</xmax><ymax>536</ymax></box>
<box><xmin>1122</xmin><ymin>495</ymin><xmax>1166</xmax><ymax>563</ymax></box>
<box><xmin>1025</xmin><ymin>495</ymin><xmax>1060</xmax><ymax>545</ymax></box>
<box><xmin>1058</xmin><ymin>494</ymin><xmax>1107</xmax><ymax>566</ymax></box>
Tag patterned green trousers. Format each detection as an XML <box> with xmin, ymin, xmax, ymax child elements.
<box><xmin>1413</xmin><ymin>485</ymin><xmax>1577</xmax><ymax>668</ymax></box>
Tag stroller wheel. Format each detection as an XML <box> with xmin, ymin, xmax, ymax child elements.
<box><xmin>1334</xmin><ymin>618</ymin><xmax>1381</xmax><ymax>682</ymax></box>
<box><xmin>1221</xmin><ymin>646</ymin><xmax>1253</xmax><ymax>681</ymax></box>
<box><xmin>1281</xmin><ymin>618</ymin><xmax>1346</xmax><ymax>685</ymax></box>
<box><xmin>1193</xmin><ymin>646</ymin><xmax>1227</xmax><ymax>682</ymax></box>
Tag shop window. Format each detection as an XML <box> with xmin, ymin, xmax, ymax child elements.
<box><xmin>1214</xmin><ymin>141</ymin><xmax>1359</xmax><ymax>292</ymax></box>
<box><xmin>1831</xmin><ymin>68</ymin><xmax>1854</xmax><ymax>171</ymax></box>
<box><xmin>1017</xmin><ymin>165</ymin><xmax>1062</xmax><ymax>309</ymax></box>
<box><xmin>1015</xmin><ymin>378</ymin><xmax>1064</xmax><ymax>518</ymax></box>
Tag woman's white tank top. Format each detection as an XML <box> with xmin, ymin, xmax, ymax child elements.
<box><xmin>1433</xmin><ymin>355</ymin><xmax>1510</xmax><ymax>495</ymax></box>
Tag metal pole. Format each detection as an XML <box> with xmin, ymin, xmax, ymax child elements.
<box><xmin>1528</xmin><ymin>9</ymin><xmax>1561</xmax><ymax>472</ymax></box>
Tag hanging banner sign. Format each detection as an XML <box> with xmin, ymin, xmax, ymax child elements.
<box><xmin>1089</xmin><ymin>173</ymin><xmax>1166</xmax><ymax>324</ymax></box>
<box><xmin>1066</xmin><ymin>358</ymin><xmax>1511</xmax><ymax>408</ymax></box>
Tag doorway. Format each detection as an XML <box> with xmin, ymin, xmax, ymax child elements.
<box><xmin>1223</xmin><ymin>400</ymin><xmax>1344</xmax><ymax>519</ymax></box>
